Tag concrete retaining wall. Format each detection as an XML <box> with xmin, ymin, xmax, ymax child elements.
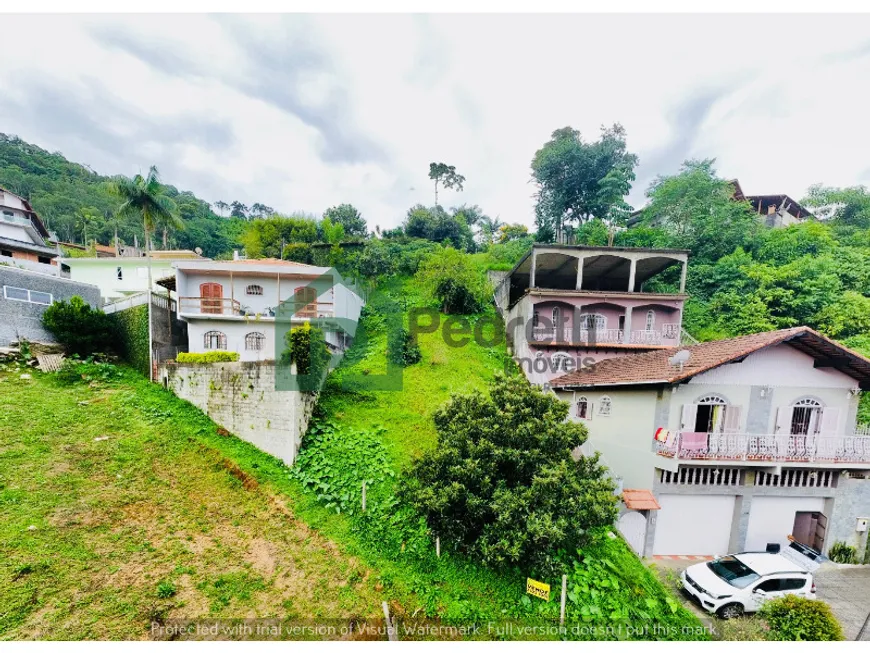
<box><xmin>158</xmin><ymin>361</ymin><xmax>316</xmax><ymax>466</ymax></box>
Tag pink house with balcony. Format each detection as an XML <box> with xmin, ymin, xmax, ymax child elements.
<box><xmin>494</xmin><ymin>245</ymin><xmax>691</xmax><ymax>385</ymax></box>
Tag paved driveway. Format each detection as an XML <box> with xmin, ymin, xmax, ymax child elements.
<box><xmin>814</xmin><ymin>565</ymin><xmax>870</xmax><ymax>641</ymax></box>
<box><xmin>653</xmin><ymin>558</ymin><xmax>870</xmax><ymax>641</ymax></box>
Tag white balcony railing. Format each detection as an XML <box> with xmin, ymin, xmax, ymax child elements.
<box><xmin>530</xmin><ymin>324</ymin><xmax>680</xmax><ymax>346</ymax></box>
<box><xmin>655</xmin><ymin>431</ymin><xmax>870</xmax><ymax>464</ymax></box>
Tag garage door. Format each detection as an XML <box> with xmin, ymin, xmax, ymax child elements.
<box><xmin>745</xmin><ymin>496</ymin><xmax>826</xmax><ymax>552</ymax></box>
<box><xmin>653</xmin><ymin>495</ymin><xmax>736</xmax><ymax>556</ymax></box>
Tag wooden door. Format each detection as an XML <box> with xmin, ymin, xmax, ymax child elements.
<box><xmin>812</xmin><ymin>512</ymin><xmax>827</xmax><ymax>553</ymax></box>
<box><xmin>294</xmin><ymin>286</ymin><xmax>317</xmax><ymax>318</ymax></box>
<box><xmin>200</xmin><ymin>282</ymin><xmax>223</xmax><ymax>314</ymax></box>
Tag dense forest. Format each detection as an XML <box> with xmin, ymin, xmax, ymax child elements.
<box><xmin>0</xmin><ymin>134</ymin><xmax>246</xmax><ymax>258</ymax></box>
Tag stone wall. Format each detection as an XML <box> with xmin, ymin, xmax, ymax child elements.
<box><xmin>830</xmin><ymin>475</ymin><xmax>870</xmax><ymax>560</ymax></box>
<box><xmin>0</xmin><ymin>266</ymin><xmax>101</xmax><ymax>346</ymax></box>
<box><xmin>158</xmin><ymin>361</ymin><xmax>316</xmax><ymax>466</ymax></box>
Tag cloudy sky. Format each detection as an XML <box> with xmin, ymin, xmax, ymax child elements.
<box><xmin>2</xmin><ymin>13</ymin><xmax>870</xmax><ymax>230</ymax></box>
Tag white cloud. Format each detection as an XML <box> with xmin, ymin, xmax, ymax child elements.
<box><xmin>1</xmin><ymin>13</ymin><xmax>869</xmax><ymax>231</ymax></box>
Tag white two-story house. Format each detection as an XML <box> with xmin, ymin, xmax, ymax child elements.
<box><xmin>165</xmin><ymin>258</ymin><xmax>364</xmax><ymax>362</ymax></box>
<box><xmin>550</xmin><ymin>327</ymin><xmax>870</xmax><ymax>560</ymax></box>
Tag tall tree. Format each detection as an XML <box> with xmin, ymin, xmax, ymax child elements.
<box><xmin>112</xmin><ymin>166</ymin><xmax>180</xmax><ymax>290</ymax></box>
<box><xmin>214</xmin><ymin>200</ymin><xmax>229</xmax><ymax>217</ymax></box>
<box><xmin>477</xmin><ymin>214</ymin><xmax>506</xmax><ymax>246</ymax></box>
<box><xmin>230</xmin><ymin>201</ymin><xmax>249</xmax><ymax>220</ymax></box>
<box><xmin>638</xmin><ymin>159</ymin><xmax>759</xmax><ymax>263</ymax></box>
<box><xmin>428</xmin><ymin>162</ymin><xmax>465</xmax><ymax>206</ymax></box>
<box><xmin>323</xmin><ymin>203</ymin><xmax>367</xmax><ymax>238</ymax></box>
<box><xmin>531</xmin><ymin>124</ymin><xmax>638</xmax><ymax>241</ymax></box>
<box><xmin>250</xmin><ymin>202</ymin><xmax>275</xmax><ymax>220</ymax></box>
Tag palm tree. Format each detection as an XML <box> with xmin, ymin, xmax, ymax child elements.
<box><xmin>112</xmin><ymin>166</ymin><xmax>181</xmax><ymax>291</ymax></box>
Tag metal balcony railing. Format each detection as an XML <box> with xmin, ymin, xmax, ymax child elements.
<box><xmin>178</xmin><ymin>296</ymin><xmax>242</xmax><ymax>315</ymax></box>
<box><xmin>530</xmin><ymin>324</ymin><xmax>681</xmax><ymax>346</ymax></box>
<box><xmin>654</xmin><ymin>431</ymin><xmax>870</xmax><ymax>464</ymax></box>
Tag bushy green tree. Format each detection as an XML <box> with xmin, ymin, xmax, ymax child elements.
<box><xmin>532</xmin><ymin>124</ymin><xmax>638</xmax><ymax>239</ymax></box>
<box><xmin>42</xmin><ymin>296</ymin><xmax>118</xmax><ymax>356</ymax></box>
<box><xmin>323</xmin><ymin>203</ymin><xmax>367</xmax><ymax>238</ymax></box>
<box><xmin>816</xmin><ymin>291</ymin><xmax>870</xmax><ymax>339</ymax></box>
<box><xmin>416</xmin><ymin>247</ymin><xmax>491</xmax><ymax>314</ymax></box>
<box><xmin>803</xmin><ymin>184</ymin><xmax>870</xmax><ymax>229</ymax></box>
<box><xmin>399</xmin><ymin>373</ymin><xmax>618</xmax><ymax>574</ymax></box>
<box><xmin>638</xmin><ymin>159</ymin><xmax>759</xmax><ymax>263</ymax></box>
<box><xmin>281</xmin><ymin>323</ymin><xmax>331</xmax><ymax>392</ymax></box>
<box><xmin>240</xmin><ymin>215</ymin><xmax>318</xmax><ymax>259</ymax></box>
<box><xmin>403</xmin><ymin>204</ymin><xmax>475</xmax><ymax>251</ymax></box>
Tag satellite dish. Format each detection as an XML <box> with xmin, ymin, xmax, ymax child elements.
<box><xmin>668</xmin><ymin>350</ymin><xmax>692</xmax><ymax>371</ymax></box>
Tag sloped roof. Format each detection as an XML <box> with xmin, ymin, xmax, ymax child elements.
<box><xmin>623</xmin><ymin>489</ymin><xmax>661</xmax><ymax>511</ymax></box>
<box><xmin>550</xmin><ymin>327</ymin><xmax>870</xmax><ymax>390</ymax></box>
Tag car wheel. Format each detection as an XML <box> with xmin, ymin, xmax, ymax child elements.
<box><xmin>717</xmin><ymin>603</ymin><xmax>744</xmax><ymax>620</ymax></box>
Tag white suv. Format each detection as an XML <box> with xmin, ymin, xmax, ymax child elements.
<box><xmin>680</xmin><ymin>551</ymin><xmax>816</xmax><ymax>619</ymax></box>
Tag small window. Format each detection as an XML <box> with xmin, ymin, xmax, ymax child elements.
<box><xmin>646</xmin><ymin>310</ymin><xmax>655</xmax><ymax>331</ymax></box>
<box><xmin>203</xmin><ymin>330</ymin><xmax>227</xmax><ymax>350</ymax></box>
<box><xmin>3</xmin><ymin>286</ymin><xmax>30</xmax><ymax>301</ymax></box>
<box><xmin>2</xmin><ymin>210</ymin><xmax>13</xmax><ymax>217</ymax></box>
<box><xmin>29</xmin><ymin>291</ymin><xmax>53</xmax><ymax>305</ymax></box>
<box><xmin>38</xmin><ymin>256</ymin><xmax>52</xmax><ymax>265</ymax></box>
<box><xmin>576</xmin><ymin>396</ymin><xmax>589</xmax><ymax>419</ymax></box>
<box><xmin>599</xmin><ymin>396</ymin><xmax>612</xmax><ymax>416</ymax></box>
<box><xmin>116</xmin><ymin>266</ymin><xmax>123</xmax><ymax>281</ymax></box>
<box><xmin>246</xmin><ymin>284</ymin><xmax>264</xmax><ymax>296</ymax></box>
<box><xmin>245</xmin><ymin>332</ymin><xmax>265</xmax><ymax>351</ymax></box>
<box><xmin>2</xmin><ymin>286</ymin><xmax>53</xmax><ymax>305</ymax></box>
<box><xmin>1</xmin><ymin>249</ymin><xmax>12</xmax><ymax>257</ymax></box>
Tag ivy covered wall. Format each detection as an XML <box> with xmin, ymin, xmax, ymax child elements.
<box><xmin>111</xmin><ymin>304</ymin><xmax>150</xmax><ymax>377</ymax></box>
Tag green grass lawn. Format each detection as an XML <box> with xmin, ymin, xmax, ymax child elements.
<box><xmin>0</xmin><ymin>360</ymin><xmax>387</xmax><ymax>640</ymax></box>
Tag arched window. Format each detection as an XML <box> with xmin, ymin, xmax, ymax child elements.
<box><xmin>203</xmin><ymin>330</ymin><xmax>227</xmax><ymax>350</ymax></box>
<box><xmin>645</xmin><ymin>309</ymin><xmax>655</xmax><ymax>331</ymax></box>
<box><xmin>576</xmin><ymin>395</ymin><xmax>589</xmax><ymax>419</ymax></box>
<box><xmin>692</xmin><ymin>394</ymin><xmax>728</xmax><ymax>432</ymax></box>
<box><xmin>245</xmin><ymin>332</ymin><xmax>265</xmax><ymax>351</ymax></box>
<box><xmin>552</xmin><ymin>352</ymin><xmax>573</xmax><ymax>373</ymax></box>
<box><xmin>598</xmin><ymin>396</ymin><xmax>612</xmax><ymax>416</ymax></box>
<box><xmin>246</xmin><ymin>284</ymin><xmax>264</xmax><ymax>296</ymax></box>
<box><xmin>791</xmin><ymin>398</ymin><xmax>823</xmax><ymax>436</ymax></box>
<box><xmin>579</xmin><ymin>313</ymin><xmax>606</xmax><ymax>330</ymax></box>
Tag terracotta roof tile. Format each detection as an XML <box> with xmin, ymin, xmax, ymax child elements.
<box><xmin>550</xmin><ymin>327</ymin><xmax>870</xmax><ymax>388</ymax></box>
<box><xmin>623</xmin><ymin>489</ymin><xmax>661</xmax><ymax>511</ymax></box>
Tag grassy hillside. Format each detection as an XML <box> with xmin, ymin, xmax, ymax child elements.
<box><xmin>0</xmin><ymin>277</ymin><xmax>706</xmax><ymax>641</ymax></box>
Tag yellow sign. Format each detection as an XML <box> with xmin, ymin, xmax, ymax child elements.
<box><xmin>526</xmin><ymin>578</ymin><xmax>550</xmax><ymax>601</ymax></box>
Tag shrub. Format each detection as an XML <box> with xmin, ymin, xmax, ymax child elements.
<box><xmin>41</xmin><ymin>296</ymin><xmax>117</xmax><ymax>356</ymax></box>
<box><xmin>280</xmin><ymin>323</ymin><xmax>331</xmax><ymax>392</ymax></box>
<box><xmin>176</xmin><ymin>351</ymin><xmax>240</xmax><ymax>363</ymax></box>
<box><xmin>416</xmin><ymin>247</ymin><xmax>492</xmax><ymax>314</ymax></box>
<box><xmin>56</xmin><ymin>358</ymin><xmax>124</xmax><ymax>385</ymax></box>
<box><xmin>388</xmin><ymin>326</ymin><xmax>421</xmax><ymax>366</ymax></box>
<box><xmin>399</xmin><ymin>373</ymin><xmax>618</xmax><ymax>574</ymax></box>
<box><xmin>759</xmin><ymin>594</ymin><xmax>844</xmax><ymax>641</ymax></box>
<box><xmin>827</xmin><ymin>540</ymin><xmax>859</xmax><ymax>564</ymax></box>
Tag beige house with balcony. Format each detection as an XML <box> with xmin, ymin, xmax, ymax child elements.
<box><xmin>550</xmin><ymin>327</ymin><xmax>870</xmax><ymax>560</ymax></box>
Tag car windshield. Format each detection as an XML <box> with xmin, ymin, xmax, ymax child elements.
<box><xmin>707</xmin><ymin>556</ymin><xmax>761</xmax><ymax>589</ymax></box>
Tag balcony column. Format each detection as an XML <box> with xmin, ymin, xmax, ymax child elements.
<box><xmin>623</xmin><ymin>306</ymin><xmax>633</xmax><ymax>344</ymax></box>
<box><xmin>627</xmin><ymin>257</ymin><xmax>637</xmax><ymax>292</ymax></box>
<box><xmin>529</xmin><ymin>249</ymin><xmax>537</xmax><ymax>289</ymax></box>
<box><xmin>679</xmin><ymin>261</ymin><xmax>687</xmax><ymax>294</ymax></box>
<box><xmin>575</xmin><ymin>256</ymin><xmax>584</xmax><ymax>290</ymax></box>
